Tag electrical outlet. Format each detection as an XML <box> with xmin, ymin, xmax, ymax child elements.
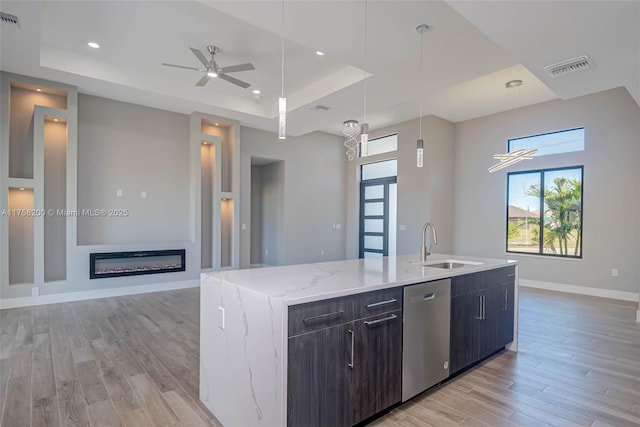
<box><xmin>399</xmin><ymin>225</ymin><xmax>407</xmax><ymax>231</ymax></box>
<box><xmin>611</xmin><ymin>268</ymin><xmax>619</xmax><ymax>277</ymax></box>
<box><xmin>241</xmin><ymin>223</ymin><xmax>246</xmax><ymax>230</ymax></box>
<box><xmin>116</xmin><ymin>189</ymin><xmax>123</xmax><ymax>198</ymax></box>
<box><xmin>218</xmin><ymin>307</ymin><xmax>225</xmax><ymax>329</ymax></box>
<box><xmin>265</xmin><ymin>249</ymin><xmax>268</xmax><ymax>256</ymax></box>
<box><xmin>336</xmin><ymin>223</ymin><xmax>341</xmax><ymax>229</ymax></box>
<box><xmin>31</xmin><ymin>287</ymin><xmax>39</xmax><ymax>296</ymax></box>
<box><xmin>320</xmin><ymin>250</ymin><xmax>325</xmax><ymax>256</ymax></box>
<box><xmin>141</xmin><ymin>191</ymin><xmax>147</xmax><ymax>199</ymax></box>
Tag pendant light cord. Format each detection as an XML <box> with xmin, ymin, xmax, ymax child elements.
<box><xmin>363</xmin><ymin>0</ymin><xmax>367</xmax><ymax>123</ymax></box>
<box><xmin>281</xmin><ymin>0</ymin><xmax>285</xmax><ymax>98</ymax></box>
<box><xmin>419</xmin><ymin>29</ymin><xmax>424</xmax><ymax>140</ymax></box>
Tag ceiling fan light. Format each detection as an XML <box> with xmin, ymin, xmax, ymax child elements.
<box><xmin>207</xmin><ymin>70</ymin><xmax>218</xmax><ymax>77</ymax></box>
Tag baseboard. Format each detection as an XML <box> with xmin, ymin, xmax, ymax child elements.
<box><xmin>519</xmin><ymin>279</ymin><xmax>639</xmax><ymax>303</ymax></box>
<box><xmin>0</xmin><ymin>279</ymin><xmax>199</xmax><ymax>310</ymax></box>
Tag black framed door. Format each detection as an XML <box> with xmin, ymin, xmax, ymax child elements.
<box><xmin>359</xmin><ymin>176</ymin><xmax>397</xmax><ymax>258</ymax></box>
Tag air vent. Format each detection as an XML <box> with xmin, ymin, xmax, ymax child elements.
<box><xmin>310</xmin><ymin>104</ymin><xmax>330</xmax><ymax>111</ymax></box>
<box><xmin>544</xmin><ymin>55</ymin><xmax>592</xmax><ymax>78</ymax></box>
<box><xmin>0</xmin><ymin>12</ymin><xmax>20</xmax><ymax>28</ymax></box>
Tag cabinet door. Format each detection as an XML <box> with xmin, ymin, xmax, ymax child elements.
<box><xmin>287</xmin><ymin>325</ymin><xmax>351</xmax><ymax>427</ymax></box>
<box><xmin>449</xmin><ymin>293</ymin><xmax>481</xmax><ymax>374</ymax></box>
<box><xmin>496</xmin><ymin>282</ymin><xmax>515</xmax><ymax>348</ymax></box>
<box><xmin>350</xmin><ymin>310</ymin><xmax>402</xmax><ymax>425</ymax></box>
<box><xmin>477</xmin><ymin>288</ymin><xmax>499</xmax><ymax>360</ymax></box>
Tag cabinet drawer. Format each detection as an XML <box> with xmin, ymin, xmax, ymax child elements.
<box><xmin>352</xmin><ymin>287</ymin><xmax>402</xmax><ymax>320</ymax></box>
<box><xmin>288</xmin><ymin>296</ymin><xmax>353</xmax><ymax>337</ymax></box>
<box><xmin>451</xmin><ymin>266</ymin><xmax>516</xmax><ymax>297</ymax></box>
<box><xmin>497</xmin><ymin>265</ymin><xmax>516</xmax><ymax>284</ymax></box>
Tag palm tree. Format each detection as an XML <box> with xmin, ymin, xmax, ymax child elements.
<box><xmin>526</xmin><ymin>177</ymin><xmax>581</xmax><ymax>255</ymax></box>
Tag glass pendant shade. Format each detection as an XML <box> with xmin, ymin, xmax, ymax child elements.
<box><xmin>417</xmin><ymin>139</ymin><xmax>424</xmax><ymax>168</ymax></box>
<box><xmin>360</xmin><ymin>122</ymin><xmax>369</xmax><ymax>156</ymax></box>
<box><xmin>278</xmin><ymin>97</ymin><xmax>286</xmax><ymax>139</ymax></box>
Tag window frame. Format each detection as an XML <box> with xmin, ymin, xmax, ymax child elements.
<box><xmin>506</xmin><ymin>165</ymin><xmax>584</xmax><ymax>259</ymax></box>
<box><xmin>359</xmin><ymin>133</ymin><xmax>398</xmax><ymax>158</ymax></box>
<box><xmin>508</xmin><ymin>127</ymin><xmax>585</xmax><ymax>157</ymax></box>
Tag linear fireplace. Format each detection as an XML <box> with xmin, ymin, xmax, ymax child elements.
<box><xmin>90</xmin><ymin>249</ymin><xmax>186</xmax><ymax>279</ymax></box>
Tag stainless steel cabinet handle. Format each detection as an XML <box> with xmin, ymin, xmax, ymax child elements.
<box><xmin>477</xmin><ymin>295</ymin><xmax>483</xmax><ymax>320</ymax></box>
<box><xmin>482</xmin><ymin>295</ymin><xmax>486</xmax><ymax>319</ymax></box>
<box><xmin>348</xmin><ymin>329</ymin><xmax>354</xmax><ymax>369</ymax></box>
<box><xmin>366</xmin><ymin>298</ymin><xmax>397</xmax><ymax>308</ymax></box>
<box><xmin>504</xmin><ymin>289</ymin><xmax>508</xmax><ymax>311</ymax></box>
<box><xmin>364</xmin><ymin>313</ymin><xmax>398</xmax><ymax>326</ymax></box>
<box><xmin>302</xmin><ymin>310</ymin><xmax>344</xmax><ymax>324</ymax></box>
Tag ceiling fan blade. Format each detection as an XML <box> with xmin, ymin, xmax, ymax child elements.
<box><xmin>218</xmin><ymin>73</ymin><xmax>251</xmax><ymax>89</ymax></box>
<box><xmin>195</xmin><ymin>74</ymin><xmax>211</xmax><ymax>87</ymax></box>
<box><xmin>220</xmin><ymin>63</ymin><xmax>255</xmax><ymax>74</ymax></box>
<box><xmin>161</xmin><ymin>62</ymin><xmax>201</xmax><ymax>71</ymax></box>
<box><xmin>190</xmin><ymin>47</ymin><xmax>211</xmax><ymax>68</ymax></box>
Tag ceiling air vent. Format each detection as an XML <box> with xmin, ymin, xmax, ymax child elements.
<box><xmin>310</xmin><ymin>104</ymin><xmax>330</xmax><ymax>111</ymax></box>
<box><xmin>544</xmin><ymin>55</ymin><xmax>592</xmax><ymax>78</ymax></box>
<box><xmin>0</xmin><ymin>12</ymin><xmax>20</xmax><ymax>28</ymax></box>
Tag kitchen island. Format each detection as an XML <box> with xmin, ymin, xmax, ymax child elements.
<box><xmin>200</xmin><ymin>254</ymin><xmax>518</xmax><ymax>427</ymax></box>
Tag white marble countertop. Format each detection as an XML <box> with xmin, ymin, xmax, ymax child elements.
<box><xmin>202</xmin><ymin>253</ymin><xmax>517</xmax><ymax>305</ymax></box>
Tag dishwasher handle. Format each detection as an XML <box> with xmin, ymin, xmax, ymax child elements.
<box><xmin>409</xmin><ymin>292</ymin><xmax>437</xmax><ymax>303</ymax></box>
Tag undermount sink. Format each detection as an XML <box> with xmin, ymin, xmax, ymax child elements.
<box><xmin>425</xmin><ymin>261</ymin><xmax>465</xmax><ymax>269</ymax></box>
<box><xmin>423</xmin><ymin>259</ymin><xmax>484</xmax><ymax>269</ymax></box>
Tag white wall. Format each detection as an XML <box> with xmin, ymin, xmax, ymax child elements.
<box><xmin>345</xmin><ymin>115</ymin><xmax>455</xmax><ymax>259</ymax></box>
<box><xmin>453</xmin><ymin>87</ymin><xmax>640</xmax><ymax>294</ymax></box>
<box><xmin>239</xmin><ymin>127</ymin><xmax>346</xmax><ymax>268</ymax></box>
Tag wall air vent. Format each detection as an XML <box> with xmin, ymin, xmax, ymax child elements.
<box><xmin>0</xmin><ymin>12</ymin><xmax>20</xmax><ymax>28</ymax></box>
<box><xmin>544</xmin><ymin>55</ymin><xmax>592</xmax><ymax>78</ymax></box>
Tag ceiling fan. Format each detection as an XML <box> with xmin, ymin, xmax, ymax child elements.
<box><xmin>162</xmin><ymin>45</ymin><xmax>255</xmax><ymax>89</ymax></box>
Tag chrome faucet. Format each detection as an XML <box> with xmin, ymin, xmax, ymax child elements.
<box><xmin>421</xmin><ymin>222</ymin><xmax>438</xmax><ymax>262</ymax></box>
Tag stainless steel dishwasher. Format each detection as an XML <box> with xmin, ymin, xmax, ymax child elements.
<box><xmin>402</xmin><ymin>278</ymin><xmax>451</xmax><ymax>402</ymax></box>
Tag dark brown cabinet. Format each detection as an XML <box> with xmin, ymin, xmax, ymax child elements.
<box><xmin>287</xmin><ymin>324</ymin><xmax>352</xmax><ymax>427</ymax></box>
<box><xmin>350</xmin><ymin>310</ymin><xmax>402</xmax><ymax>425</ymax></box>
<box><xmin>287</xmin><ymin>289</ymin><xmax>402</xmax><ymax>427</ymax></box>
<box><xmin>450</xmin><ymin>266</ymin><xmax>515</xmax><ymax>375</ymax></box>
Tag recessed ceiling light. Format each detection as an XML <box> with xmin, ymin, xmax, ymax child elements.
<box><xmin>36</xmin><ymin>88</ymin><xmax>42</xmax><ymax>92</ymax></box>
<box><xmin>53</xmin><ymin>118</ymin><xmax>59</xmax><ymax>122</ymax></box>
<box><xmin>316</xmin><ymin>51</ymin><xmax>325</xmax><ymax>56</ymax></box>
<box><xmin>88</xmin><ymin>41</ymin><xmax>100</xmax><ymax>49</ymax></box>
<box><xmin>19</xmin><ymin>187</ymin><xmax>25</xmax><ymax>191</ymax></box>
<box><xmin>252</xmin><ymin>89</ymin><xmax>261</xmax><ymax>95</ymax></box>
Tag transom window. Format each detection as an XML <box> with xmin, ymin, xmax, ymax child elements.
<box><xmin>509</xmin><ymin>127</ymin><xmax>584</xmax><ymax>157</ymax></box>
<box><xmin>507</xmin><ymin>166</ymin><xmax>583</xmax><ymax>258</ymax></box>
<box><xmin>360</xmin><ymin>133</ymin><xmax>398</xmax><ymax>158</ymax></box>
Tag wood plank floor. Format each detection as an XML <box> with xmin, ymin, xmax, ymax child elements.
<box><xmin>1</xmin><ymin>287</ymin><xmax>639</xmax><ymax>427</ymax></box>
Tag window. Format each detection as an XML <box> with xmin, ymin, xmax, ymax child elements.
<box><xmin>360</xmin><ymin>159</ymin><xmax>397</xmax><ymax>258</ymax></box>
<box><xmin>508</xmin><ymin>127</ymin><xmax>584</xmax><ymax>157</ymax></box>
<box><xmin>507</xmin><ymin>166</ymin><xmax>583</xmax><ymax>258</ymax></box>
<box><xmin>360</xmin><ymin>133</ymin><xmax>397</xmax><ymax>158</ymax></box>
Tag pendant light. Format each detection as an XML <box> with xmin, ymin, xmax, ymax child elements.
<box><xmin>278</xmin><ymin>0</ymin><xmax>286</xmax><ymax>139</ymax></box>
<box><xmin>488</xmin><ymin>80</ymin><xmax>538</xmax><ymax>172</ymax></box>
<box><xmin>416</xmin><ymin>24</ymin><xmax>429</xmax><ymax>168</ymax></box>
<box><xmin>359</xmin><ymin>0</ymin><xmax>369</xmax><ymax>156</ymax></box>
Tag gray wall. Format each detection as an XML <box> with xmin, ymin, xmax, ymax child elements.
<box><xmin>240</xmin><ymin>127</ymin><xmax>346</xmax><ymax>268</ymax></box>
<box><xmin>77</xmin><ymin>94</ymin><xmax>190</xmax><ymax>245</ymax></box>
<box><xmin>250</xmin><ymin>164</ymin><xmax>263</xmax><ymax>265</ymax></box>
<box><xmin>345</xmin><ymin>115</ymin><xmax>455</xmax><ymax>259</ymax></box>
<box><xmin>44</xmin><ymin>120</ymin><xmax>67</xmax><ymax>281</ymax></box>
<box><xmin>453</xmin><ymin>87</ymin><xmax>640</xmax><ymax>293</ymax></box>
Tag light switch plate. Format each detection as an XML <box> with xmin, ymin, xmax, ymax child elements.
<box><xmin>116</xmin><ymin>189</ymin><xmax>123</xmax><ymax>198</ymax></box>
<box><xmin>141</xmin><ymin>191</ymin><xmax>147</xmax><ymax>199</ymax></box>
<box><xmin>399</xmin><ymin>225</ymin><xmax>407</xmax><ymax>231</ymax></box>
